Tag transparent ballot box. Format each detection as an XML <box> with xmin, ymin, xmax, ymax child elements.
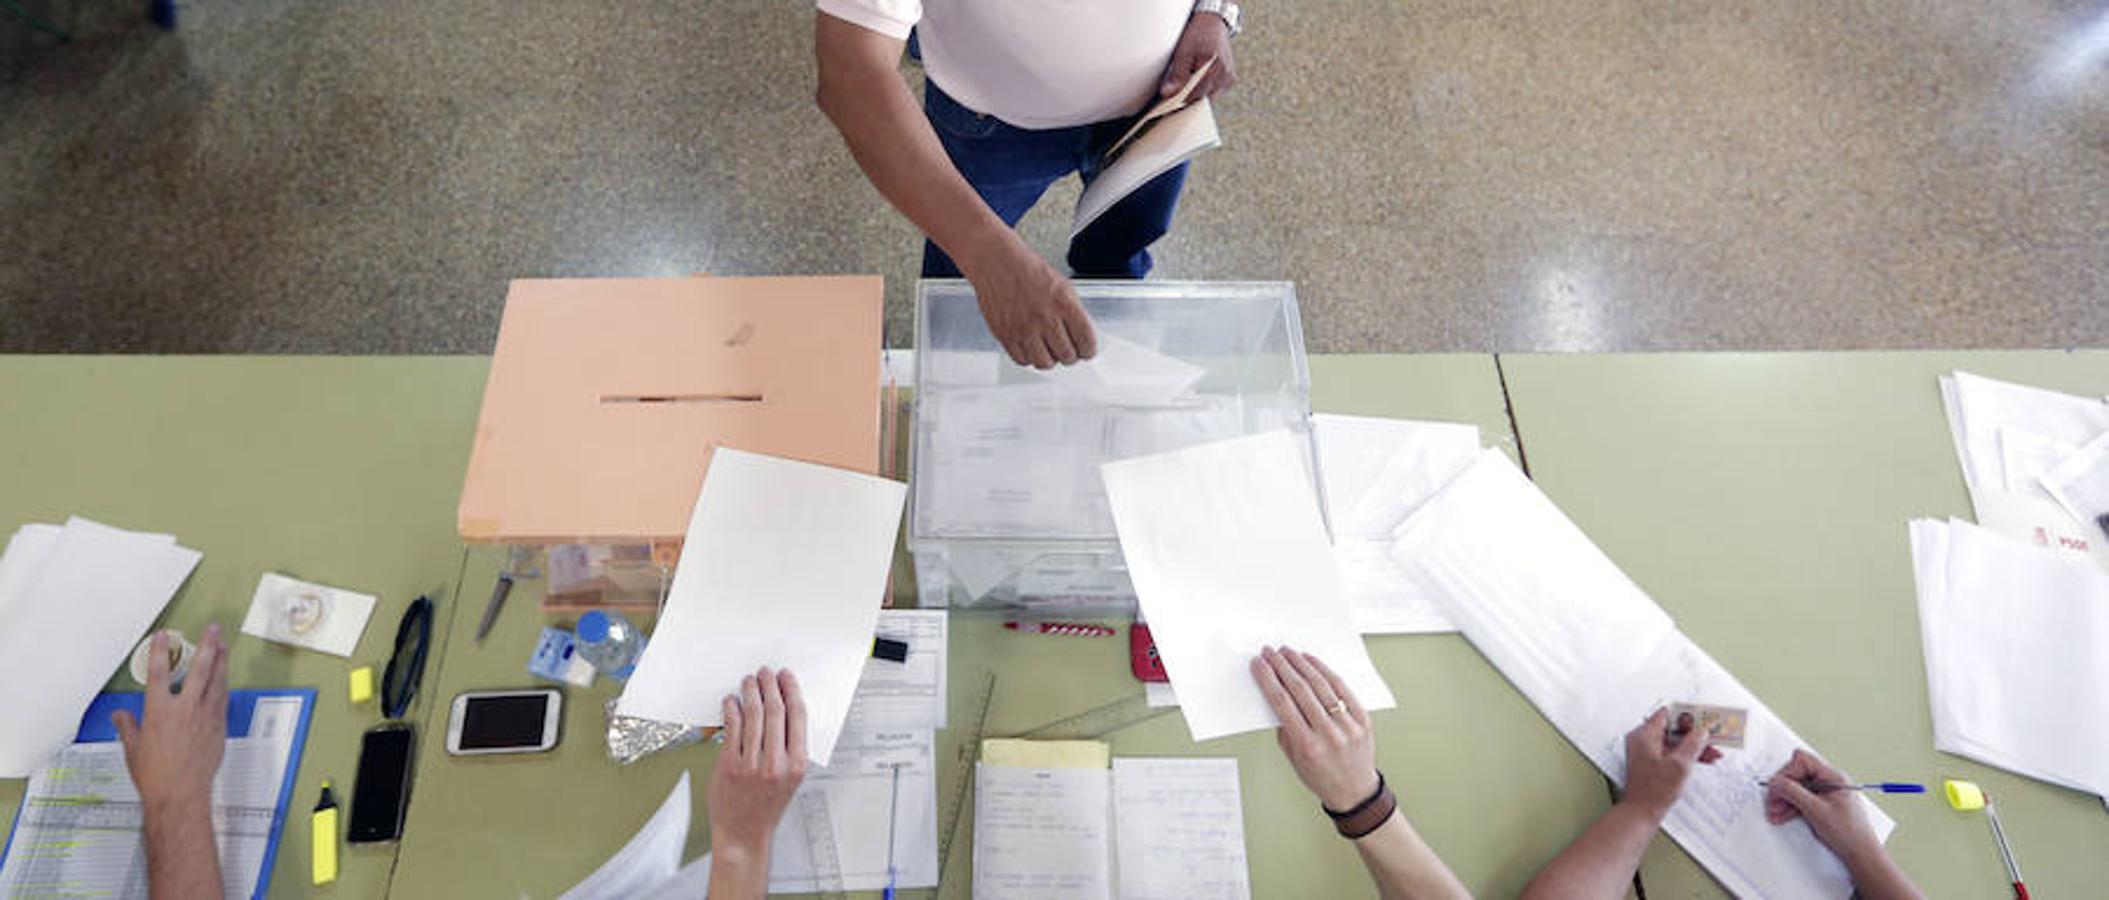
<box><xmin>910</xmin><ymin>279</ymin><xmax>1318</xmax><ymax>613</ymax></box>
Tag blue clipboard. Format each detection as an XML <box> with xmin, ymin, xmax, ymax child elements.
<box><xmin>0</xmin><ymin>688</ymin><xmax>317</xmax><ymax>900</ymax></box>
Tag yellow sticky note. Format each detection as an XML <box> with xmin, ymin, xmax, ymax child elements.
<box><xmin>980</xmin><ymin>739</ymin><xmax>1110</xmax><ymax>770</ymax></box>
<box><xmin>348</xmin><ymin>667</ymin><xmax>376</xmax><ymax>705</ymax></box>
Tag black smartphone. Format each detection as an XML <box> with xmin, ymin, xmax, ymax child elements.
<box><xmin>347</xmin><ymin>723</ymin><xmax>416</xmax><ymax>843</ymax></box>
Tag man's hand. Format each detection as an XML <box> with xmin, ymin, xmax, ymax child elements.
<box><xmin>1252</xmin><ymin>646</ymin><xmax>1378</xmax><ymax>811</ymax></box>
<box><xmin>114</xmin><ymin>624</ymin><xmax>229</xmax><ymax>808</ymax></box>
<box><xmin>708</xmin><ymin>667</ymin><xmax>808</xmax><ymax>899</ymax></box>
<box><xmin>961</xmin><ymin>241</ymin><xmax>1097</xmax><ymax>369</ymax></box>
<box><xmin>1620</xmin><ymin>708</ymin><xmax>1720</xmax><ymax>821</ymax></box>
<box><xmin>1160</xmin><ymin>12</ymin><xmax>1237</xmax><ymax>100</ymax></box>
<box><xmin>114</xmin><ymin>624</ymin><xmax>229</xmax><ymax>900</ymax></box>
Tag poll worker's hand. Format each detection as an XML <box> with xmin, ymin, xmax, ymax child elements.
<box><xmin>963</xmin><ymin>241</ymin><xmax>1096</xmax><ymax>369</ymax></box>
<box><xmin>1162</xmin><ymin>12</ymin><xmax>1237</xmax><ymax>100</ymax></box>
<box><xmin>1766</xmin><ymin>749</ymin><xmax>1882</xmax><ymax>857</ymax></box>
<box><xmin>1620</xmin><ymin>708</ymin><xmax>1720</xmax><ymax>820</ymax></box>
<box><xmin>1252</xmin><ymin>646</ymin><xmax>1380</xmax><ymax>811</ymax></box>
<box><xmin>113</xmin><ymin>624</ymin><xmax>229</xmax><ymax>809</ymax></box>
<box><xmin>708</xmin><ymin>668</ymin><xmax>809</xmax><ymax>856</ymax></box>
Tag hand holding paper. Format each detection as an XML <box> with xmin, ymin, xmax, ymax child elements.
<box><xmin>1101</xmin><ymin>429</ymin><xmax>1394</xmax><ymax>741</ymax></box>
<box><xmin>615</xmin><ymin>448</ymin><xmax>906</xmax><ymax>765</ymax></box>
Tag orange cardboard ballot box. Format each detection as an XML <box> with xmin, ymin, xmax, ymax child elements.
<box><xmin>458</xmin><ymin>276</ymin><xmax>885</xmax><ymax>551</ymax></box>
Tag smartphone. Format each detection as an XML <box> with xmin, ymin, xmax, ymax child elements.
<box><xmin>446</xmin><ymin>688</ymin><xmax>562</xmax><ymax>756</ymax></box>
<box><xmin>348</xmin><ymin>724</ymin><xmax>416</xmax><ymax>843</ymax></box>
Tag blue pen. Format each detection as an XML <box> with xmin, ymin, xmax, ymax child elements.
<box><xmin>1758</xmin><ymin>779</ymin><xmax>1926</xmax><ymax>794</ymax></box>
<box><xmin>882</xmin><ymin>763</ymin><xmax>903</xmax><ymax>900</ymax></box>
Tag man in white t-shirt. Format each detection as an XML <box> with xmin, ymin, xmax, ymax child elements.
<box><xmin>816</xmin><ymin>0</ymin><xmax>1243</xmax><ymax>369</ymax></box>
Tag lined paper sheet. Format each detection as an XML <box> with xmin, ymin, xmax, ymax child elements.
<box><xmin>1101</xmin><ymin>430</ymin><xmax>1394</xmax><ymax>742</ymax></box>
<box><xmin>615</xmin><ymin>448</ymin><xmax>906</xmax><ymax>765</ymax></box>
<box><xmin>1112</xmin><ymin>758</ymin><xmax>1250</xmax><ymax>900</ymax></box>
<box><xmin>973</xmin><ymin>766</ymin><xmax>1112</xmax><ymax>899</ymax></box>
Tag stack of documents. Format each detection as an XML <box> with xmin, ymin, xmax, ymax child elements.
<box><xmin>1938</xmin><ymin>371</ymin><xmax>2109</xmax><ymax>571</ymax></box>
<box><xmin>1910</xmin><ymin>518</ymin><xmax>2109</xmax><ymax>803</ymax></box>
<box><xmin>974</xmin><ymin>740</ymin><xmax>1249</xmax><ymax>900</ymax></box>
<box><xmin>1311</xmin><ymin>413</ymin><xmax>1481</xmax><ymax>634</ymax></box>
<box><xmin>0</xmin><ymin>517</ymin><xmax>201</xmax><ymax>777</ymax></box>
<box><xmin>1389</xmin><ymin>452</ymin><xmax>1891</xmax><ymax>898</ymax></box>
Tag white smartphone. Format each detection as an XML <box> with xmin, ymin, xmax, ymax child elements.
<box><xmin>446</xmin><ymin>689</ymin><xmax>561</xmax><ymax>756</ymax></box>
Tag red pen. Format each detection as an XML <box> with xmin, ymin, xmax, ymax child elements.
<box><xmin>1004</xmin><ymin>621</ymin><xmax>1116</xmax><ymax>637</ymax></box>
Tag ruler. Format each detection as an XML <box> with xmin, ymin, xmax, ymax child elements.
<box><xmin>796</xmin><ymin>788</ymin><xmax>847</xmax><ymax>899</ymax></box>
<box><xmin>935</xmin><ymin>670</ymin><xmax>997</xmax><ymax>899</ymax></box>
<box><xmin>1012</xmin><ymin>691</ymin><xmax>1176</xmax><ymax>741</ymax></box>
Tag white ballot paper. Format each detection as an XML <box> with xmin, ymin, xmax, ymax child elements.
<box><xmin>616</xmin><ymin>448</ymin><xmax>907</xmax><ymax>765</ymax></box>
<box><xmin>560</xmin><ymin>773</ymin><xmax>692</xmax><ymax>900</ymax></box>
<box><xmin>2041</xmin><ymin>431</ymin><xmax>2109</xmax><ymax>537</ymax></box>
<box><xmin>1102</xmin><ymin>429</ymin><xmax>1394</xmax><ymax>742</ymax></box>
<box><xmin>0</xmin><ymin>517</ymin><xmax>201</xmax><ymax>777</ymax></box>
<box><xmin>1312</xmin><ymin>413</ymin><xmax>1481</xmax><ymax>634</ymax></box>
<box><xmin>1911</xmin><ymin>518</ymin><xmax>2109</xmax><ymax>800</ymax></box>
<box><xmin>1389</xmin><ymin>451</ymin><xmax>1892</xmax><ymax>899</ymax></box>
<box><xmin>1034</xmin><ymin>333</ymin><xmax>1208</xmax><ymax>407</ymax></box>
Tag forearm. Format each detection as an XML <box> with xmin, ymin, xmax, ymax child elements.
<box><xmin>814</xmin><ymin>17</ymin><xmax>1015</xmax><ymax>272</ymax></box>
<box><xmin>142</xmin><ymin>792</ymin><xmax>221</xmax><ymax>900</ymax></box>
<box><xmin>706</xmin><ymin>839</ymin><xmax>771</xmax><ymax>900</ymax></box>
<box><xmin>1836</xmin><ymin>839</ymin><xmax>1924</xmax><ymax>900</ymax></box>
<box><xmin>1520</xmin><ymin>800</ymin><xmax>1661</xmax><ymax>900</ymax></box>
<box><xmin>1353</xmin><ymin>809</ymin><xmax>1471</xmax><ymax>900</ymax></box>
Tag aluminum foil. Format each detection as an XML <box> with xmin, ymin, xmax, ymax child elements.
<box><xmin>604</xmin><ymin>698</ymin><xmax>709</xmax><ymax>765</ymax></box>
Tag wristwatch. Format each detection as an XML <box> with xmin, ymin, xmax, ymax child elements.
<box><xmin>1193</xmin><ymin>0</ymin><xmax>1242</xmax><ymax>37</ymax></box>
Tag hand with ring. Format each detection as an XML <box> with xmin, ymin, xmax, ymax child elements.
<box><xmin>1251</xmin><ymin>645</ymin><xmax>1378</xmax><ymax>811</ymax></box>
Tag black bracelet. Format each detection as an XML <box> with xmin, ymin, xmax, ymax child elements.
<box><xmin>1323</xmin><ymin>770</ymin><xmax>1387</xmax><ymax>819</ymax></box>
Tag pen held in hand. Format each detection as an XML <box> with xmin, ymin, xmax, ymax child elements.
<box><xmin>1756</xmin><ymin>779</ymin><xmax>1926</xmax><ymax>795</ymax></box>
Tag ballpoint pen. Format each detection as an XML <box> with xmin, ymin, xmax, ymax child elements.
<box><xmin>1757</xmin><ymin>779</ymin><xmax>1926</xmax><ymax>794</ymax></box>
<box><xmin>1983</xmin><ymin>795</ymin><xmax>2030</xmax><ymax>900</ymax></box>
<box><xmin>882</xmin><ymin>763</ymin><xmax>903</xmax><ymax>900</ymax></box>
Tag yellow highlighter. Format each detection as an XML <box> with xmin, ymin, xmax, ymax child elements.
<box><xmin>311</xmin><ymin>780</ymin><xmax>339</xmax><ymax>885</ymax></box>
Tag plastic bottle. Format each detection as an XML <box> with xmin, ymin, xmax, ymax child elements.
<box><xmin>574</xmin><ymin>610</ymin><xmax>645</xmax><ymax>680</ymax></box>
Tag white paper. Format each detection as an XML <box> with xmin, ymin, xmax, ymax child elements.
<box><xmin>1034</xmin><ymin>333</ymin><xmax>1207</xmax><ymax>408</ymax></box>
<box><xmin>0</xmin><ymin>518</ymin><xmax>202</xmax><ymax>777</ymax></box>
<box><xmin>0</xmin><ymin>695</ymin><xmax>305</xmax><ymax>899</ymax></box>
<box><xmin>923</xmin><ymin>386</ymin><xmax>1111</xmax><ymax>537</ymax></box>
<box><xmin>1911</xmin><ymin>518</ymin><xmax>2109</xmax><ymax>799</ymax></box>
<box><xmin>2041</xmin><ymin>431</ymin><xmax>2109</xmax><ymax>536</ymax></box>
<box><xmin>1073</xmin><ymin>99</ymin><xmax>1220</xmax><ymax>237</ymax></box>
<box><xmin>974</xmin><ymin>765</ymin><xmax>1113</xmax><ymax>899</ymax></box>
<box><xmin>1112</xmin><ymin>758</ymin><xmax>1250</xmax><ymax>900</ymax></box>
<box><xmin>1144</xmin><ymin>682</ymin><xmax>1180</xmax><ymax>708</ymax></box>
<box><xmin>1940</xmin><ymin>371</ymin><xmax>2109</xmax><ymax>572</ymax></box>
<box><xmin>1996</xmin><ymin>427</ymin><xmax>2076</xmax><ymax>497</ymax></box>
<box><xmin>768</xmin><ymin>729</ymin><xmax>938</xmax><ymax>893</ymax></box>
<box><xmin>1389</xmin><ymin>452</ymin><xmax>1886</xmax><ymax>897</ymax></box>
<box><xmin>1388</xmin><ymin>451</ymin><xmax>1675</xmax><ymax>751</ymax></box>
<box><xmin>560</xmin><ymin>773</ymin><xmax>692</xmax><ymax>900</ymax></box>
<box><xmin>634</xmin><ymin>854</ymin><xmax>712</xmax><ymax>900</ymax></box>
<box><xmin>616</xmin><ymin>448</ymin><xmax>907</xmax><ymax>765</ymax></box>
<box><xmin>238</xmin><ymin>572</ymin><xmax>376</xmax><ymax>658</ymax></box>
<box><xmin>844</xmin><ymin>610</ymin><xmax>948</xmax><ymax>732</ymax></box>
<box><xmin>1312</xmin><ymin>414</ymin><xmax>1480</xmax><ymax>634</ymax></box>
<box><xmin>1101</xmin><ymin>430</ymin><xmax>1395</xmax><ymax>742</ymax></box>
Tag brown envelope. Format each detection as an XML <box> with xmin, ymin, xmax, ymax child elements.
<box><xmin>458</xmin><ymin>276</ymin><xmax>884</xmax><ymax>544</ymax></box>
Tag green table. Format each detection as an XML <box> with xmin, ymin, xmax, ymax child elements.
<box><xmin>0</xmin><ymin>357</ymin><xmax>489</xmax><ymax>898</ymax></box>
<box><xmin>1501</xmin><ymin>351</ymin><xmax>2109</xmax><ymax>897</ymax></box>
<box><xmin>388</xmin><ymin>354</ymin><xmax>1614</xmax><ymax>898</ymax></box>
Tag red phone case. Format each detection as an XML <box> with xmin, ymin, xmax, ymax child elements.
<box><xmin>1130</xmin><ymin>624</ymin><xmax>1168</xmax><ymax>683</ymax></box>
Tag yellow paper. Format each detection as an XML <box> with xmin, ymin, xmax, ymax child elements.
<box><xmin>980</xmin><ymin>739</ymin><xmax>1110</xmax><ymax>770</ymax></box>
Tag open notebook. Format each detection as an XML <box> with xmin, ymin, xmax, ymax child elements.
<box><xmin>974</xmin><ymin>741</ymin><xmax>1249</xmax><ymax>899</ymax></box>
<box><xmin>1073</xmin><ymin>61</ymin><xmax>1223</xmax><ymax>237</ymax></box>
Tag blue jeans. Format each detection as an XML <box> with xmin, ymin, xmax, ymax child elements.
<box><xmin>920</xmin><ymin>82</ymin><xmax>1189</xmax><ymax>280</ymax></box>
